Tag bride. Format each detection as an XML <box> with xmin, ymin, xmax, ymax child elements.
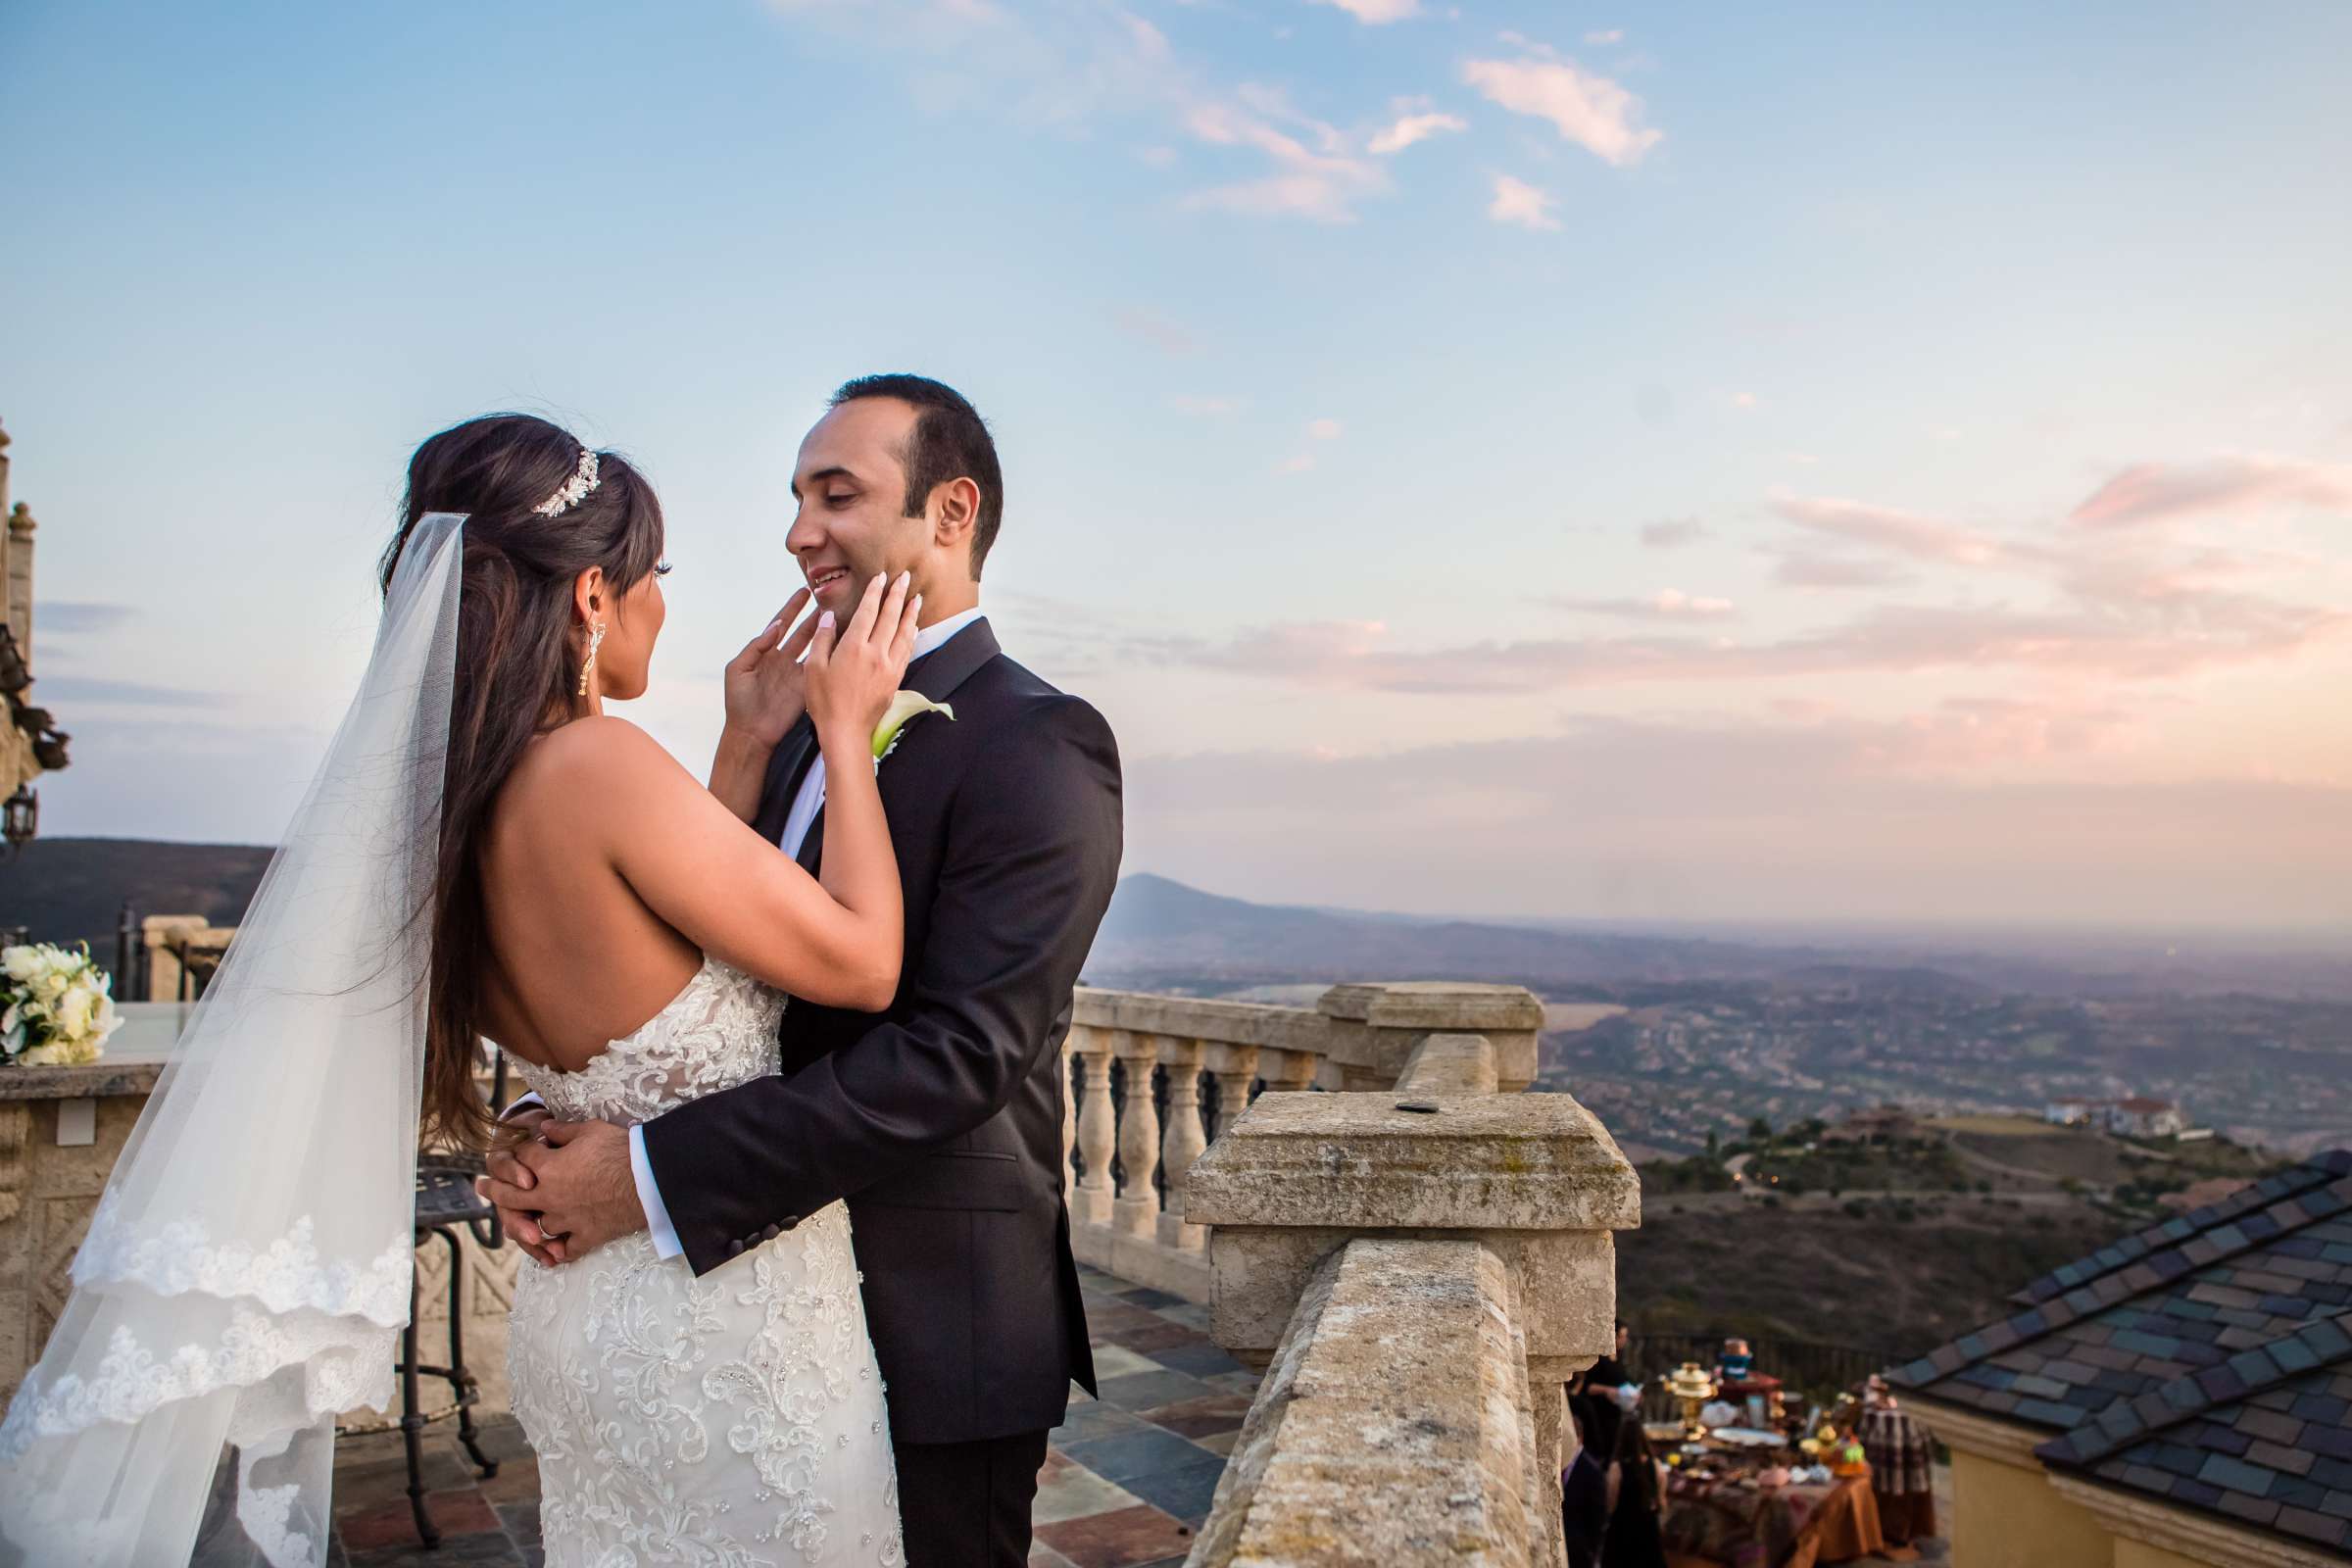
<box><xmin>0</xmin><ymin>414</ymin><xmax>912</xmax><ymax>1565</ymax></box>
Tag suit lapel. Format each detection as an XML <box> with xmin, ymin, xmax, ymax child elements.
<box><xmin>753</xmin><ymin>715</ymin><xmax>820</xmax><ymax>847</ymax></box>
<box><xmin>792</xmin><ymin>616</ymin><xmax>1000</xmax><ymax>879</ymax></box>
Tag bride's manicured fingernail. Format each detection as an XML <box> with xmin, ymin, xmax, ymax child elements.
<box><xmin>819</xmin><ymin>611</ymin><xmax>836</xmax><ymax>629</ymax></box>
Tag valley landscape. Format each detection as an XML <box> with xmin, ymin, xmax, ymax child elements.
<box><xmin>13</xmin><ymin>840</ymin><xmax>2342</xmax><ymax>1361</ymax></box>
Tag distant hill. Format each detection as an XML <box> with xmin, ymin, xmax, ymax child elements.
<box><xmin>0</xmin><ymin>837</ymin><xmax>272</xmax><ymax>961</ymax></box>
<box><xmin>1090</xmin><ymin>872</ymin><xmax>1936</xmax><ymax>995</ymax></box>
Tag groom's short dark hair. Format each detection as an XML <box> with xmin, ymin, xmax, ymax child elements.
<box><xmin>831</xmin><ymin>374</ymin><xmax>1004</xmax><ymax>580</ymax></box>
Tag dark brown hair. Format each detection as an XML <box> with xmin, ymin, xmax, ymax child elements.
<box><xmin>829</xmin><ymin>373</ymin><xmax>1004</xmax><ymax>578</ymax></box>
<box><xmin>379</xmin><ymin>414</ymin><xmax>664</xmax><ymax>1150</ymax></box>
<box><xmin>1613</xmin><ymin>1406</ymin><xmax>1660</xmax><ymax>1513</ymax></box>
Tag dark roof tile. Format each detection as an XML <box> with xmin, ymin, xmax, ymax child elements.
<box><xmin>2216</xmin><ymin>1492</ymin><xmax>2281</xmax><ymax>1527</ymax></box>
<box><xmin>2239</xmin><ymin>1407</ymin><xmax>2304</xmax><ymax>1446</ymax></box>
<box><xmin>2246</xmin><ymin>1440</ymin><xmax>2316</xmax><ymax>1477</ymax></box>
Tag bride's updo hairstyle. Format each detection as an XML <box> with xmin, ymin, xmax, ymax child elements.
<box><xmin>380</xmin><ymin>413</ymin><xmax>665</xmax><ymax>1151</ymax></box>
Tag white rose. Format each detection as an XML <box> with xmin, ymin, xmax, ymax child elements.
<box><xmin>92</xmin><ymin>994</ymin><xmax>121</xmax><ymax>1041</ymax></box>
<box><xmin>17</xmin><ymin>1041</ymin><xmax>68</xmax><ymax>1067</ymax></box>
<box><xmin>33</xmin><ymin>971</ymin><xmax>68</xmax><ymax>1004</ymax></box>
<box><xmin>1</xmin><ymin>947</ymin><xmax>42</xmax><ymax>984</ymax></box>
<box><xmin>56</xmin><ymin>985</ymin><xmax>94</xmax><ymax>1038</ymax></box>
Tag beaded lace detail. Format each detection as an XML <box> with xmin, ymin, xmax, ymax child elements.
<box><xmin>506</xmin><ymin>954</ymin><xmax>904</xmax><ymax>1566</ymax></box>
<box><xmin>513</xmin><ymin>955</ymin><xmax>787</xmax><ymax>1124</ymax></box>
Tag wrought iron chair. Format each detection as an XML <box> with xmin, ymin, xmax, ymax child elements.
<box><xmin>395</xmin><ymin>1053</ymin><xmax>509</xmax><ymax>1547</ymax></box>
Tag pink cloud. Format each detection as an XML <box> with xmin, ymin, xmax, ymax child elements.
<box><xmin>1769</xmin><ymin>550</ymin><xmax>1911</xmax><ymax>590</ymax></box>
<box><xmin>1460</xmin><ymin>52</ymin><xmax>1662</xmax><ymax>167</ymax></box>
<box><xmin>1153</xmin><ymin>593</ymin><xmax>2347</xmax><ymax>695</ymax></box>
<box><xmin>1768</xmin><ymin>491</ymin><xmax>2009</xmax><ymax>566</ymax></box>
<box><xmin>2070</xmin><ymin>455</ymin><xmax>2352</xmax><ymax>529</ymax></box>
<box><xmin>1310</xmin><ymin>0</ymin><xmax>1420</xmax><ymax>24</ymax></box>
<box><xmin>1551</xmin><ymin>589</ymin><xmax>1736</xmax><ymax>620</ymax></box>
<box><xmin>1181</xmin><ymin>94</ymin><xmax>1391</xmax><ymax>222</ymax></box>
<box><xmin>1368</xmin><ymin>109</ymin><xmax>1466</xmax><ymax>154</ymax></box>
<box><xmin>1488</xmin><ymin>173</ymin><xmax>1560</xmax><ymax>230</ymax></box>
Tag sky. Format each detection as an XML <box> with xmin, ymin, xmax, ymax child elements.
<box><xmin>5</xmin><ymin>0</ymin><xmax>2352</xmax><ymax>930</ymax></box>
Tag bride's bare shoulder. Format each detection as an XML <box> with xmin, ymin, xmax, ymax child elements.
<box><xmin>504</xmin><ymin>716</ymin><xmax>693</xmax><ymax>807</ymax></box>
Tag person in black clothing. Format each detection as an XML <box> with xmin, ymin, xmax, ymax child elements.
<box><xmin>1561</xmin><ymin>1396</ymin><xmax>1612</xmax><ymax>1568</ymax></box>
<box><xmin>1588</xmin><ymin>1319</ymin><xmax>1634</xmax><ymax>1391</ymax></box>
<box><xmin>1603</xmin><ymin>1414</ymin><xmax>1671</xmax><ymax>1568</ymax></box>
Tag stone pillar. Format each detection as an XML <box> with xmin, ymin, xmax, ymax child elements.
<box><xmin>140</xmin><ymin>915</ymin><xmax>207</xmax><ymax>1003</ymax></box>
<box><xmin>1155</xmin><ymin>1036</ymin><xmax>1208</xmax><ymax>1252</ymax></box>
<box><xmin>0</xmin><ymin>422</ymin><xmax>12</xmax><ymax>644</ymax></box>
<box><xmin>1527</xmin><ymin>1354</ymin><xmax>1582</xmax><ymax>1568</ymax></box>
<box><xmin>1186</xmin><ymin>1029</ymin><xmax>1640</xmax><ymax>1566</ymax></box>
<box><xmin>1110</xmin><ymin>1030</ymin><xmax>1162</xmax><ymax>1238</ymax></box>
<box><xmin>6</xmin><ymin>504</ymin><xmax>32</xmax><ymax>659</ymax></box>
<box><xmin>1070</xmin><ymin>1026</ymin><xmax>1116</xmax><ymax>1229</ymax></box>
<box><xmin>1318</xmin><ymin>981</ymin><xmax>1546</xmax><ymax>1093</ymax></box>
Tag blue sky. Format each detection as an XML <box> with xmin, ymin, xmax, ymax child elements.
<box><xmin>7</xmin><ymin>0</ymin><xmax>2352</xmax><ymax>926</ymax></box>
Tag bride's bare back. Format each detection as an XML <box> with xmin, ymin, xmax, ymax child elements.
<box><xmin>475</xmin><ymin>571</ymin><xmax>924</xmax><ymax>1077</ymax></box>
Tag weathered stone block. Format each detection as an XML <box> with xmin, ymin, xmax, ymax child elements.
<box><xmin>1318</xmin><ymin>983</ymin><xmax>1544</xmax><ymax>1092</ymax></box>
<box><xmin>1188</xmin><ymin>1238</ymin><xmax>1541</xmax><ymax>1568</ymax></box>
<box><xmin>1186</xmin><ymin>1089</ymin><xmax>1641</xmax><ymax>1235</ymax></box>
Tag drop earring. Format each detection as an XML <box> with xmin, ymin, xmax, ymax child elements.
<box><xmin>578</xmin><ymin>620</ymin><xmax>607</xmax><ymax>697</ymax></box>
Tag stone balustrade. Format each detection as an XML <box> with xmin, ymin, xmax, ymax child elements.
<box><xmin>1061</xmin><ymin>981</ymin><xmax>1549</xmax><ymax>1302</ymax></box>
<box><xmin>1173</xmin><ymin>995</ymin><xmax>1642</xmax><ymax>1568</ymax></box>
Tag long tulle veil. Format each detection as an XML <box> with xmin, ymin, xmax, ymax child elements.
<box><xmin>0</xmin><ymin>513</ymin><xmax>465</xmax><ymax>1566</ymax></box>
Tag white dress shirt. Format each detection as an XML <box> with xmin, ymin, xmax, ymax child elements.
<box><xmin>626</xmin><ymin>606</ymin><xmax>987</xmax><ymax>1260</ymax></box>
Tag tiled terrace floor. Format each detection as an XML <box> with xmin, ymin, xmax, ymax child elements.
<box><xmin>326</xmin><ymin>1265</ymin><xmax>1946</xmax><ymax>1566</ymax></box>
<box><xmin>324</xmin><ymin>1265</ymin><xmax>1248</xmax><ymax>1567</ymax></box>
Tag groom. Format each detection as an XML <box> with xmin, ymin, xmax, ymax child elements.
<box><xmin>486</xmin><ymin>374</ymin><xmax>1124</xmax><ymax>1565</ymax></box>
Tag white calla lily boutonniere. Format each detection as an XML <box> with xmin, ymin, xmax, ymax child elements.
<box><xmin>872</xmin><ymin>690</ymin><xmax>955</xmax><ymax>763</ymax></box>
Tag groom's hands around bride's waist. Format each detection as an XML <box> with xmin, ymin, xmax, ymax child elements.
<box><xmin>477</xmin><ymin>1117</ymin><xmax>647</xmax><ymax>1264</ymax></box>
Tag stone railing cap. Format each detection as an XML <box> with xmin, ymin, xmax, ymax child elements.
<box><xmin>1072</xmin><ymin>988</ymin><xmax>1331</xmax><ymax>1054</ymax></box>
<box><xmin>1187</xmin><ymin>1089</ymin><xmax>1641</xmax><ymax>1233</ymax></box>
<box><xmin>1318</xmin><ymin>981</ymin><xmax>1544</xmax><ymax>1032</ymax></box>
<box><xmin>0</xmin><ymin>1051</ymin><xmax>169</xmax><ymax>1102</ymax></box>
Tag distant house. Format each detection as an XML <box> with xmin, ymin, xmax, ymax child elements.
<box><xmin>1887</xmin><ymin>1150</ymin><xmax>2352</xmax><ymax>1567</ymax></box>
<box><xmin>1824</xmin><ymin>1103</ymin><xmax>1917</xmax><ymax>1145</ymax></box>
<box><xmin>2104</xmin><ymin>1097</ymin><xmax>2185</xmax><ymax>1139</ymax></box>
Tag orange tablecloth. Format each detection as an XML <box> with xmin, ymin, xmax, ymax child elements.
<box><xmin>1664</xmin><ymin>1471</ymin><xmax>1886</xmax><ymax>1568</ymax></box>
<box><xmin>1782</xmin><ymin>1476</ymin><xmax>1886</xmax><ymax>1568</ymax></box>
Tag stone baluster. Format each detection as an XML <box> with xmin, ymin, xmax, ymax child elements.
<box><xmin>1155</xmin><ymin>1036</ymin><xmax>1209</xmax><ymax>1252</ymax></box>
<box><xmin>1202</xmin><ymin>1041</ymin><xmax>1261</xmax><ymax>1145</ymax></box>
<box><xmin>1110</xmin><ymin>1029</ymin><xmax>1163</xmax><ymax>1238</ymax></box>
<box><xmin>1069</xmin><ymin>1026</ymin><xmax>1117</xmax><ymax>1229</ymax></box>
<box><xmin>1256</xmin><ymin>1048</ymin><xmax>1320</xmax><ymax>1097</ymax></box>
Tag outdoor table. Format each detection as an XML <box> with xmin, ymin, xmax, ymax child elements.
<box><xmin>1662</xmin><ymin>1466</ymin><xmax>1886</xmax><ymax>1567</ymax></box>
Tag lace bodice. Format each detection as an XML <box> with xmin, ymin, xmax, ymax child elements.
<box><xmin>512</xmin><ymin>955</ymin><xmax>786</xmax><ymax>1124</ymax></box>
<box><xmin>503</xmin><ymin>951</ymin><xmax>903</xmax><ymax>1565</ymax></box>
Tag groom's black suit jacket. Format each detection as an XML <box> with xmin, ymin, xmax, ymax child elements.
<box><xmin>639</xmin><ymin>618</ymin><xmax>1121</xmax><ymax>1446</ymax></box>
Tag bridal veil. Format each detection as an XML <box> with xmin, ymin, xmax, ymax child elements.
<box><xmin>0</xmin><ymin>513</ymin><xmax>464</xmax><ymax>1565</ymax></box>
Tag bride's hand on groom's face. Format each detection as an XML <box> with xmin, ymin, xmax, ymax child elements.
<box><xmin>722</xmin><ymin>587</ymin><xmax>822</xmax><ymax>748</ymax></box>
<box><xmin>806</xmin><ymin>569</ymin><xmax>921</xmax><ymax>749</ymax></box>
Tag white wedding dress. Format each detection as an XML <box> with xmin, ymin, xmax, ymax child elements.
<box><xmin>505</xmin><ymin>955</ymin><xmax>904</xmax><ymax>1568</ymax></box>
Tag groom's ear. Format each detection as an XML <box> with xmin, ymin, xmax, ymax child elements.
<box><xmin>930</xmin><ymin>476</ymin><xmax>982</xmax><ymax>559</ymax></box>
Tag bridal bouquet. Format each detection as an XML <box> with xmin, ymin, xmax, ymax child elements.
<box><xmin>0</xmin><ymin>943</ymin><xmax>125</xmax><ymax>1066</ymax></box>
